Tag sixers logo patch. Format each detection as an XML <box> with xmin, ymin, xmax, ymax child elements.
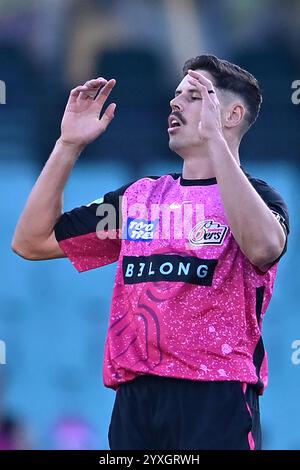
<box><xmin>126</xmin><ymin>218</ymin><xmax>159</xmax><ymax>241</ymax></box>
<box><xmin>189</xmin><ymin>220</ymin><xmax>228</xmax><ymax>247</ymax></box>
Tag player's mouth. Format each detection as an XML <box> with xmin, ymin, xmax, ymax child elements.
<box><xmin>168</xmin><ymin>115</ymin><xmax>183</xmax><ymax>134</ymax></box>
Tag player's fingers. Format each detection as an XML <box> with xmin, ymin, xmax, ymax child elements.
<box><xmin>98</xmin><ymin>102</ymin><xmax>117</xmax><ymax>130</ymax></box>
<box><xmin>188</xmin><ymin>69</ymin><xmax>215</xmax><ymax>91</ymax></box>
<box><xmin>93</xmin><ymin>79</ymin><xmax>116</xmax><ymax>106</ymax></box>
<box><xmin>188</xmin><ymin>70</ymin><xmax>220</xmax><ymax>105</ymax></box>
<box><xmin>78</xmin><ymin>78</ymin><xmax>108</xmax><ymax>100</ymax></box>
<box><xmin>83</xmin><ymin>78</ymin><xmax>108</xmax><ymax>91</ymax></box>
<box><xmin>188</xmin><ymin>77</ymin><xmax>215</xmax><ymax>107</ymax></box>
<box><xmin>67</xmin><ymin>85</ymin><xmax>90</xmax><ymax>105</ymax></box>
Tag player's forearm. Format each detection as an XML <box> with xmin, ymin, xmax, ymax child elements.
<box><xmin>207</xmin><ymin>135</ymin><xmax>286</xmax><ymax>267</ymax></box>
<box><xmin>12</xmin><ymin>139</ymin><xmax>83</xmax><ymax>255</ymax></box>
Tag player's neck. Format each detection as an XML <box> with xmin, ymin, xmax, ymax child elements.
<box><xmin>182</xmin><ymin>156</ymin><xmax>216</xmax><ymax>180</ymax></box>
<box><xmin>181</xmin><ymin>139</ymin><xmax>240</xmax><ymax>180</ymax></box>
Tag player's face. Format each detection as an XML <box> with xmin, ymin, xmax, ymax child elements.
<box><xmin>168</xmin><ymin>69</ymin><xmax>218</xmax><ymax>155</ymax></box>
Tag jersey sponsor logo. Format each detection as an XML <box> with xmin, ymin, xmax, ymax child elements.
<box><xmin>126</xmin><ymin>218</ymin><xmax>159</xmax><ymax>241</ymax></box>
<box><xmin>123</xmin><ymin>254</ymin><xmax>218</xmax><ymax>286</ymax></box>
<box><xmin>189</xmin><ymin>220</ymin><xmax>228</xmax><ymax>247</ymax></box>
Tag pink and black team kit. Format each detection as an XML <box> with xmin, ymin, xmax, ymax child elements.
<box><xmin>54</xmin><ymin>171</ymin><xmax>289</xmax><ymax>450</ymax></box>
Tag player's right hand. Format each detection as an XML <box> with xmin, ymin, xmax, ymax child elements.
<box><xmin>59</xmin><ymin>77</ymin><xmax>116</xmax><ymax>148</ymax></box>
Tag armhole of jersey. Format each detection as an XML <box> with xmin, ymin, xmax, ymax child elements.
<box><xmin>244</xmin><ymin>172</ymin><xmax>289</xmax><ymax>271</ymax></box>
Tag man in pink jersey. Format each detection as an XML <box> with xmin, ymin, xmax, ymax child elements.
<box><xmin>12</xmin><ymin>55</ymin><xmax>289</xmax><ymax>450</ymax></box>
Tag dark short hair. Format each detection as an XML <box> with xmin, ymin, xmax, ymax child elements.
<box><xmin>183</xmin><ymin>54</ymin><xmax>262</xmax><ymax>129</ymax></box>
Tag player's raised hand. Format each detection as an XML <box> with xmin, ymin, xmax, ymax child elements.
<box><xmin>187</xmin><ymin>70</ymin><xmax>223</xmax><ymax>142</ymax></box>
<box><xmin>60</xmin><ymin>77</ymin><xmax>116</xmax><ymax>148</ymax></box>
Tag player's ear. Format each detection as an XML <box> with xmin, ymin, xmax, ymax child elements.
<box><xmin>223</xmin><ymin>103</ymin><xmax>245</xmax><ymax>129</ymax></box>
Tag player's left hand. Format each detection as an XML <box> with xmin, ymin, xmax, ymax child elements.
<box><xmin>188</xmin><ymin>69</ymin><xmax>223</xmax><ymax>142</ymax></box>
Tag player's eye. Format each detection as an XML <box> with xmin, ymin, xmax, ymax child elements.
<box><xmin>191</xmin><ymin>96</ymin><xmax>201</xmax><ymax>101</ymax></box>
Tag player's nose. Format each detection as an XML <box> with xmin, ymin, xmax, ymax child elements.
<box><xmin>170</xmin><ymin>95</ymin><xmax>182</xmax><ymax>112</ymax></box>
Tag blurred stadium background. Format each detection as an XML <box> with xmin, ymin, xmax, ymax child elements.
<box><xmin>0</xmin><ymin>0</ymin><xmax>299</xmax><ymax>450</ymax></box>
